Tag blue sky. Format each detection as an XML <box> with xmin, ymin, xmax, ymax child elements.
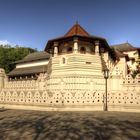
<box><xmin>0</xmin><ymin>0</ymin><xmax>140</xmax><ymax>50</ymax></box>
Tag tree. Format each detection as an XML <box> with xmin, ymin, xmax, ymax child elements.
<box><xmin>0</xmin><ymin>45</ymin><xmax>37</xmax><ymax>73</ymax></box>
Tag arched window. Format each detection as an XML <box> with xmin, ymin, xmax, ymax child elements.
<box><xmin>67</xmin><ymin>47</ymin><xmax>72</xmax><ymax>53</ymax></box>
<box><xmin>80</xmin><ymin>47</ymin><xmax>86</xmax><ymax>54</ymax></box>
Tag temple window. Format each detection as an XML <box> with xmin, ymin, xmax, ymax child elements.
<box><xmin>62</xmin><ymin>57</ymin><xmax>66</xmax><ymax>64</ymax></box>
<box><xmin>67</xmin><ymin>47</ymin><xmax>72</xmax><ymax>53</ymax></box>
<box><xmin>80</xmin><ymin>47</ymin><xmax>86</xmax><ymax>54</ymax></box>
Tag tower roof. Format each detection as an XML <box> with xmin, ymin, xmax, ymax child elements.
<box><xmin>64</xmin><ymin>22</ymin><xmax>90</xmax><ymax>37</ymax></box>
<box><xmin>45</xmin><ymin>23</ymin><xmax>110</xmax><ymax>52</ymax></box>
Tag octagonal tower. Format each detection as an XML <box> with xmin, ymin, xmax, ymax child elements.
<box><xmin>43</xmin><ymin>23</ymin><xmax>117</xmax><ymax>108</ymax></box>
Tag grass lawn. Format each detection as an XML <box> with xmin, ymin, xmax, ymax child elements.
<box><xmin>0</xmin><ymin>109</ymin><xmax>140</xmax><ymax>140</ymax></box>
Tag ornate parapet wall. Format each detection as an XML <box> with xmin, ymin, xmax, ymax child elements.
<box><xmin>0</xmin><ymin>55</ymin><xmax>140</xmax><ymax>112</ymax></box>
<box><xmin>3</xmin><ymin>72</ymin><xmax>48</xmax><ymax>91</ymax></box>
<box><xmin>4</xmin><ymin>80</ymin><xmax>39</xmax><ymax>90</ymax></box>
<box><xmin>0</xmin><ymin>90</ymin><xmax>105</xmax><ymax>110</ymax></box>
<box><xmin>0</xmin><ymin>89</ymin><xmax>139</xmax><ymax>112</ymax></box>
<box><xmin>46</xmin><ymin>75</ymin><xmax>105</xmax><ymax>92</ymax></box>
<box><xmin>107</xmin><ymin>91</ymin><xmax>140</xmax><ymax>112</ymax></box>
<box><xmin>107</xmin><ymin>74</ymin><xmax>140</xmax><ymax>112</ymax></box>
<box><xmin>122</xmin><ymin>74</ymin><xmax>140</xmax><ymax>91</ymax></box>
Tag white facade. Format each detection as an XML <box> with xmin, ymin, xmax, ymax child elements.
<box><xmin>124</xmin><ymin>50</ymin><xmax>139</xmax><ymax>72</ymax></box>
<box><xmin>0</xmin><ymin>48</ymin><xmax>140</xmax><ymax>112</ymax></box>
<box><xmin>0</xmin><ymin>24</ymin><xmax>140</xmax><ymax>112</ymax></box>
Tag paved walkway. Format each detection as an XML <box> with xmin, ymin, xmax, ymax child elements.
<box><xmin>0</xmin><ymin>109</ymin><xmax>140</xmax><ymax>140</ymax></box>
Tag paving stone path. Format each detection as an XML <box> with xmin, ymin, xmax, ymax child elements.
<box><xmin>0</xmin><ymin>109</ymin><xmax>140</xmax><ymax>140</ymax></box>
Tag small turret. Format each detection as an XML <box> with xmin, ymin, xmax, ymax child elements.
<box><xmin>0</xmin><ymin>68</ymin><xmax>5</xmax><ymax>91</ymax></box>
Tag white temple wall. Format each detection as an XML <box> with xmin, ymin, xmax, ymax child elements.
<box><xmin>115</xmin><ymin>57</ymin><xmax>127</xmax><ymax>77</ymax></box>
<box><xmin>16</xmin><ymin>60</ymin><xmax>49</xmax><ymax>68</ymax></box>
<box><xmin>0</xmin><ymin>68</ymin><xmax>5</xmax><ymax>91</ymax></box>
<box><xmin>108</xmin><ymin>76</ymin><xmax>122</xmax><ymax>91</ymax></box>
<box><xmin>103</xmin><ymin>52</ymin><xmax>109</xmax><ymax>63</ymax></box>
<box><xmin>50</xmin><ymin>53</ymin><xmax>104</xmax><ymax>77</ymax></box>
<box><xmin>123</xmin><ymin>50</ymin><xmax>139</xmax><ymax>72</ymax></box>
<box><xmin>123</xmin><ymin>50</ymin><xmax>137</xmax><ymax>58</ymax></box>
<box><xmin>0</xmin><ymin>53</ymin><xmax>140</xmax><ymax>112</ymax></box>
<box><xmin>122</xmin><ymin>74</ymin><xmax>140</xmax><ymax>91</ymax></box>
<box><xmin>0</xmin><ymin>88</ymin><xmax>139</xmax><ymax>112</ymax></box>
<box><xmin>127</xmin><ymin>61</ymin><xmax>137</xmax><ymax>72</ymax></box>
<box><xmin>103</xmin><ymin>52</ymin><xmax>115</xmax><ymax>73</ymax></box>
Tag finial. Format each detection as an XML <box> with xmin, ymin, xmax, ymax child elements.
<box><xmin>76</xmin><ymin>20</ymin><xmax>78</xmax><ymax>25</ymax></box>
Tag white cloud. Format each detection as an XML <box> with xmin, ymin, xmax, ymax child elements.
<box><xmin>0</xmin><ymin>40</ymin><xmax>11</xmax><ymax>46</ymax></box>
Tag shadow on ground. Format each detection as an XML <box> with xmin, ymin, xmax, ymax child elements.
<box><xmin>0</xmin><ymin>110</ymin><xmax>140</xmax><ymax>140</ymax></box>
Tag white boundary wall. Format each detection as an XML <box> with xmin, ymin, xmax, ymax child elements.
<box><xmin>0</xmin><ymin>53</ymin><xmax>140</xmax><ymax>112</ymax></box>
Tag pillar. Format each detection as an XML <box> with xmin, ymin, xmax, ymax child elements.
<box><xmin>95</xmin><ymin>40</ymin><xmax>99</xmax><ymax>55</ymax></box>
<box><xmin>0</xmin><ymin>68</ymin><xmax>5</xmax><ymax>91</ymax></box>
<box><xmin>74</xmin><ymin>37</ymin><xmax>78</xmax><ymax>53</ymax></box>
<box><xmin>54</xmin><ymin>42</ymin><xmax>58</xmax><ymax>56</ymax></box>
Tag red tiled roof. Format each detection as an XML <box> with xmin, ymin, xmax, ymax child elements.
<box><xmin>45</xmin><ymin>23</ymin><xmax>110</xmax><ymax>51</ymax></box>
<box><xmin>64</xmin><ymin>22</ymin><xmax>90</xmax><ymax>37</ymax></box>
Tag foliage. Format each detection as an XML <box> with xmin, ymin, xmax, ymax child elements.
<box><xmin>131</xmin><ymin>70</ymin><xmax>140</xmax><ymax>79</ymax></box>
<box><xmin>0</xmin><ymin>45</ymin><xmax>37</xmax><ymax>73</ymax></box>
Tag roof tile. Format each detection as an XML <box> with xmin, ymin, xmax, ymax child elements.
<box><xmin>65</xmin><ymin>23</ymin><xmax>89</xmax><ymax>37</ymax></box>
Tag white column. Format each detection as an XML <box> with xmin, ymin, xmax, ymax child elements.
<box><xmin>0</xmin><ymin>68</ymin><xmax>5</xmax><ymax>91</ymax></box>
<box><xmin>95</xmin><ymin>40</ymin><xmax>99</xmax><ymax>55</ymax></box>
<box><xmin>54</xmin><ymin>42</ymin><xmax>58</xmax><ymax>56</ymax></box>
<box><xmin>54</xmin><ymin>46</ymin><xmax>58</xmax><ymax>56</ymax></box>
<box><xmin>74</xmin><ymin>37</ymin><xmax>78</xmax><ymax>53</ymax></box>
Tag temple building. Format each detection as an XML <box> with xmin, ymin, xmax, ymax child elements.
<box><xmin>0</xmin><ymin>23</ymin><xmax>140</xmax><ymax>112</ymax></box>
<box><xmin>8</xmin><ymin>51</ymin><xmax>50</xmax><ymax>80</ymax></box>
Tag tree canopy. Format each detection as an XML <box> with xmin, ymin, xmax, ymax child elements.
<box><xmin>0</xmin><ymin>45</ymin><xmax>37</xmax><ymax>73</ymax></box>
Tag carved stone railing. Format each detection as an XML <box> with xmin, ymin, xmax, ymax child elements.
<box><xmin>0</xmin><ymin>89</ymin><xmax>139</xmax><ymax>112</ymax></box>
<box><xmin>123</xmin><ymin>74</ymin><xmax>140</xmax><ymax>84</ymax></box>
<box><xmin>122</xmin><ymin>74</ymin><xmax>140</xmax><ymax>91</ymax></box>
<box><xmin>4</xmin><ymin>80</ymin><xmax>39</xmax><ymax>90</ymax></box>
